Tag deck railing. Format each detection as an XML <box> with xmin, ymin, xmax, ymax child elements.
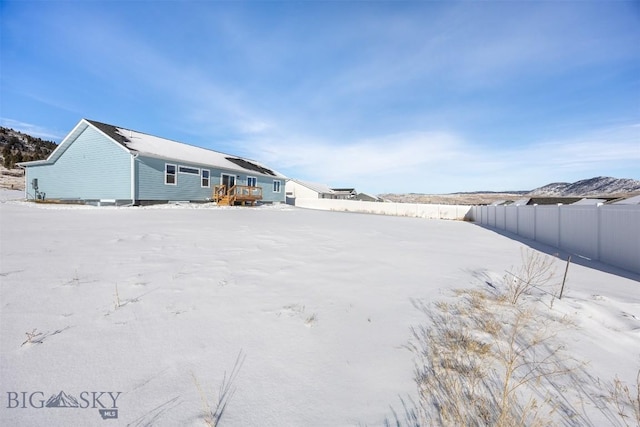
<box><xmin>213</xmin><ymin>184</ymin><xmax>228</xmax><ymax>202</ymax></box>
<box><xmin>213</xmin><ymin>184</ymin><xmax>262</xmax><ymax>205</ymax></box>
<box><xmin>231</xmin><ymin>185</ymin><xmax>262</xmax><ymax>199</ymax></box>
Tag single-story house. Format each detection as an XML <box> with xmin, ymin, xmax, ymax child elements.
<box><xmin>284</xmin><ymin>180</ymin><xmax>362</xmax><ymax>201</ymax></box>
<box><xmin>502</xmin><ymin>197</ymin><xmax>623</xmax><ymax>206</ymax></box>
<box><xmin>331</xmin><ymin>188</ymin><xmax>357</xmax><ymax>200</ymax></box>
<box><xmin>520</xmin><ymin>197</ymin><xmax>618</xmax><ymax>206</ymax></box>
<box><xmin>285</xmin><ymin>179</ymin><xmax>337</xmax><ymax>199</ymax></box>
<box><xmin>611</xmin><ymin>194</ymin><xmax>640</xmax><ymax>205</ymax></box>
<box><xmin>17</xmin><ymin>119</ymin><xmax>286</xmax><ymax>205</ymax></box>
<box><xmin>355</xmin><ymin>192</ymin><xmax>383</xmax><ymax>202</ymax></box>
<box><xmin>571</xmin><ymin>198</ymin><xmax>609</xmax><ymax>206</ymax></box>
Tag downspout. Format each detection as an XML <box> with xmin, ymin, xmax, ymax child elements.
<box><xmin>130</xmin><ymin>153</ymin><xmax>139</xmax><ymax>205</ymax></box>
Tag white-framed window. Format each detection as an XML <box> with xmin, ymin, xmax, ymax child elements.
<box><xmin>178</xmin><ymin>166</ymin><xmax>200</xmax><ymax>175</ymax></box>
<box><xmin>273</xmin><ymin>180</ymin><xmax>282</xmax><ymax>193</ymax></box>
<box><xmin>201</xmin><ymin>169</ymin><xmax>210</xmax><ymax>188</ymax></box>
<box><xmin>247</xmin><ymin>176</ymin><xmax>257</xmax><ymax>187</ymax></box>
<box><xmin>165</xmin><ymin>163</ymin><xmax>177</xmax><ymax>185</ymax></box>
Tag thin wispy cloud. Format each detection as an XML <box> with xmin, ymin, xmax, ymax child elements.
<box><xmin>242</xmin><ymin>122</ymin><xmax>639</xmax><ymax>193</ymax></box>
<box><xmin>0</xmin><ymin>118</ymin><xmax>64</xmax><ymax>141</ymax></box>
<box><xmin>1</xmin><ymin>1</ymin><xmax>638</xmax><ymax>193</ymax></box>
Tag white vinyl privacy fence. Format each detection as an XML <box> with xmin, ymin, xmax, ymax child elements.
<box><xmin>291</xmin><ymin>198</ymin><xmax>472</xmax><ymax>220</ymax></box>
<box><xmin>470</xmin><ymin>204</ymin><xmax>640</xmax><ymax>274</ymax></box>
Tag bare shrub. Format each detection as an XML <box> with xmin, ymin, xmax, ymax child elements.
<box><xmin>401</xmin><ymin>251</ymin><xmax>635</xmax><ymax>427</ymax></box>
<box><xmin>193</xmin><ymin>350</ymin><xmax>246</xmax><ymax>427</ymax></box>
<box><xmin>504</xmin><ymin>248</ymin><xmax>557</xmax><ymax>305</ymax></box>
<box><xmin>609</xmin><ymin>369</ymin><xmax>640</xmax><ymax>427</ymax></box>
<box><xmin>408</xmin><ymin>287</ymin><xmax>572</xmax><ymax>427</ymax></box>
<box><xmin>410</xmin><ymin>296</ymin><xmax>491</xmax><ymax>426</ymax></box>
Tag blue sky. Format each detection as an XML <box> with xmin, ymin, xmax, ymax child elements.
<box><xmin>1</xmin><ymin>1</ymin><xmax>638</xmax><ymax>194</ymax></box>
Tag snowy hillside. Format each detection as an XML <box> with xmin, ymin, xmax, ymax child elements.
<box><xmin>528</xmin><ymin>176</ymin><xmax>640</xmax><ymax>197</ymax></box>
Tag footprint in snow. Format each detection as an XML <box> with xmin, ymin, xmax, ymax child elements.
<box><xmin>276</xmin><ymin>304</ymin><xmax>305</xmax><ymax>317</ymax></box>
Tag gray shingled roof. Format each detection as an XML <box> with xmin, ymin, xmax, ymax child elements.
<box><xmin>85</xmin><ymin>119</ymin><xmax>283</xmax><ymax>178</ymax></box>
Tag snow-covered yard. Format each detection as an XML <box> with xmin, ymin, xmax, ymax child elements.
<box><xmin>1</xmin><ymin>191</ymin><xmax>638</xmax><ymax>426</ymax></box>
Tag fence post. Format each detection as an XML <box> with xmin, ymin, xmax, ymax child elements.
<box><xmin>596</xmin><ymin>203</ymin><xmax>603</xmax><ymax>261</ymax></box>
<box><xmin>557</xmin><ymin>204</ymin><xmax>562</xmax><ymax>249</ymax></box>
<box><xmin>559</xmin><ymin>255</ymin><xmax>571</xmax><ymax>299</ymax></box>
<box><xmin>533</xmin><ymin>204</ymin><xmax>537</xmax><ymax>241</ymax></box>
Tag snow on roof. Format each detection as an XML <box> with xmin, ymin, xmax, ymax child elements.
<box><xmin>290</xmin><ymin>179</ymin><xmax>335</xmax><ymax>195</ymax></box>
<box><xmin>357</xmin><ymin>192</ymin><xmax>382</xmax><ymax>200</ymax></box>
<box><xmin>512</xmin><ymin>198</ymin><xmax>531</xmax><ymax>206</ymax></box>
<box><xmin>88</xmin><ymin>120</ymin><xmax>284</xmax><ymax>178</ymax></box>
<box><xmin>571</xmin><ymin>198</ymin><xmax>607</xmax><ymax>205</ymax></box>
<box><xmin>612</xmin><ymin>194</ymin><xmax>640</xmax><ymax>205</ymax></box>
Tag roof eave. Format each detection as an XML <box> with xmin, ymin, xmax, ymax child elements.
<box><xmin>135</xmin><ymin>151</ymin><xmax>285</xmax><ymax>178</ymax></box>
<box><xmin>16</xmin><ymin>159</ymin><xmax>50</xmax><ymax>167</ymax></box>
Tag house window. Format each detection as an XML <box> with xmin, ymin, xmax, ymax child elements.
<box><xmin>201</xmin><ymin>169</ymin><xmax>210</xmax><ymax>188</ymax></box>
<box><xmin>178</xmin><ymin>166</ymin><xmax>200</xmax><ymax>175</ymax></box>
<box><xmin>247</xmin><ymin>176</ymin><xmax>257</xmax><ymax>187</ymax></box>
<box><xmin>273</xmin><ymin>180</ymin><xmax>282</xmax><ymax>193</ymax></box>
<box><xmin>165</xmin><ymin>164</ymin><xmax>177</xmax><ymax>185</ymax></box>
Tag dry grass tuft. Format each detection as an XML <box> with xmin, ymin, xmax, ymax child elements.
<box><xmin>193</xmin><ymin>350</ymin><xmax>245</xmax><ymax>427</ymax></box>
<box><xmin>408</xmin><ymin>288</ymin><xmax>572</xmax><ymax>426</ymax></box>
<box><xmin>609</xmin><ymin>370</ymin><xmax>640</xmax><ymax>427</ymax></box>
<box><xmin>398</xmin><ymin>249</ymin><xmax>640</xmax><ymax>427</ymax></box>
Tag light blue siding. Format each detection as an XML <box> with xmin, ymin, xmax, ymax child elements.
<box><xmin>24</xmin><ymin>126</ymin><xmax>131</xmax><ymax>201</ymax></box>
<box><xmin>136</xmin><ymin>156</ymin><xmax>213</xmax><ymax>201</ymax></box>
<box><xmin>258</xmin><ymin>177</ymin><xmax>284</xmax><ymax>203</ymax></box>
<box><xmin>136</xmin><ymin>156</ymin><xmax>285</xmax><ymax>203</ymax></box>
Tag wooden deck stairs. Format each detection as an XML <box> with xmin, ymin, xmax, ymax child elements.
<box><xmin>213</xmin><ymin>184</ymin><xmax>262</xmax><ymax>206</ymax></box>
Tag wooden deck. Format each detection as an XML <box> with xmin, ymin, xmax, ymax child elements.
<box><xmin>213</xmin><ymin>185</ymin><xmax>262</xmax><ymax>206</ymax></box>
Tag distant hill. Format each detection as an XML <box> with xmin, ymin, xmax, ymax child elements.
<box><xmin>379</xmin><ymin>176</ymin><xmax>640</xmax><ymax>205</ymax></box>
<box><xmin>0</xmin><ymin>126</ymin><xmax>58</xmax><ymax>168</ymax></box>
<box><xmin>378</xmin><ymin>192</ymin><xmax>525</xmax><ymax>205</ymax></box>
<box><xmin>528</xmin><ymin>177</ymin><xmax>640</xmax><ymax>197</ymax></box>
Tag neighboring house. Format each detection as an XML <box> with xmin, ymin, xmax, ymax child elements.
<box><xmin>571</xmin><ymin>198</ymin><xmax>608</xmax><ymax>206</ymax></box>
<box><xmin>355</xmin><ymin>192</ymin><xmax>383</xmax><ymax>202</ymax></box>
<box><xmin>611</xmin><ymin>194</ymin><xmax>640</xmax><ymax>205</ymax></box>
<box><xmin>489</xmin><ymin>200</ymin><xmax>514</xmax><ymax>206</ymax></box>
<box><xmin>331</xmin><ymin>188</ymin><xmax>357</xmax><ymax>200</ymax></box>
<box><xmin>517</xmin><ymin>197</ymin><xmax>585</xmax><ymax>206</ymax></box>
<box><xmin>531</xmin><ymin>197</ymin><xmax>619</xmax><ymax>205</ymax></box>
<box><xmin>511</xmin><ymin>198</ymin><xmax>532</xmax><ymax>206</ymax></box>
<box><xmin>284</xmin><ymin>180</ymin><xmax>362</xmax><ymax>201</ymax></box>
<box><xmin>285</xmin><ymin>179</ymin><xmax>336</xmax><ymax>199</ymax></box>
<box><xmin>506</xmin><ymin>197</ymin><xmax>619</xmax><ymax>206</ymax></box>
<box><xmin>17</xmin><ymin>119</ymin><xmax>286</xmax><ymax>205</ymax></box>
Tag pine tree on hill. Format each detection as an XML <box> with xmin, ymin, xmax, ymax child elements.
<box><xmin>0</xmin><ymin>126</ymin><xmax>57</xmax><ymax>168</ymax></box>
